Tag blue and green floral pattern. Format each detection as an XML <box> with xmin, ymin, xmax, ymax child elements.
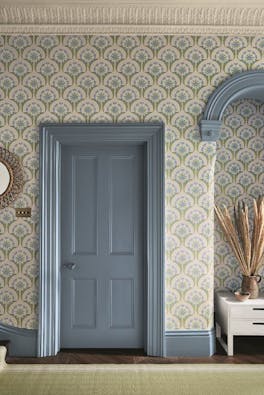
<box><xmin>215</xmin><ymin>98</ymin><xmax>264</xmax><ymax>293</ymax></box>
<box><xmin>0</xmin><ymin>35</ymin><xmax>263</xmax><ymax>330</ymax></box>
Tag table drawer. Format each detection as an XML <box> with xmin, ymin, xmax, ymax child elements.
<box><xmin>231</xmin><ymin>318</ymin><xmax>264</xmax><ymax>335</ymax></box>
<box><xmin>231</xmin><ymin>306</ymin><xmax>264</xmax><ymax>319</ymax></box>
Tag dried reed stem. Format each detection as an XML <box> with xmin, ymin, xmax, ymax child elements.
<box><xmin>215</xmin><ymin>197</ymin><xmax>264</xmax><ymax>276</ymax></box>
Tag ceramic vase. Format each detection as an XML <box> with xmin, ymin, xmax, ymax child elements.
<box><xmin>241</xmin><ymin>275</ymin><xmax>261</xmax><ymax>299</ymax></box>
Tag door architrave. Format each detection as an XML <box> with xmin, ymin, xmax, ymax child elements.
<box><xmin>38</xmin><ymin>123</ymin><xmax>164</xmax><ymax>357</ymax></box>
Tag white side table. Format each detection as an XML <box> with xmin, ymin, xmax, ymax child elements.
<box><xmin>215</xmin><ymin>290</ymin><xmax>264</xmax><ymax>356</ymax></box>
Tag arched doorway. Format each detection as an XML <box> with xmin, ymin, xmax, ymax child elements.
<box><xmin>201</xmin><ymin>70</ymin><xmax>264</xmax><ymax>352</ymax></box>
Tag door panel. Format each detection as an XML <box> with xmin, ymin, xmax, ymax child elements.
<box><xmin>110</xmin><ymin>278</ymin><xmax>134</xmax><ymax>329</ymax></box>
<box><xmin>109</xmin><ymin>155</ymin><xmax>135</xmax><ymax>255</ymax></box>
<box><xmin>71</xmin><ymin>278</ymin><xmax>97</xmax><ymax>329</ymax></box>
<box><xmin>61</xmin><ymin>144</ymin><xmax>144</xmax><ymax>348</ymax></box>
<box><xmin>72</xmin><ymin>155</ymin><xmax>98</xmax><ymax>255</ymax></box>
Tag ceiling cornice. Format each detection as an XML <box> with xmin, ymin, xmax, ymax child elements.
<box><xmin>1</xmin><ymin>6</ymin><xmax>264</xmax><ymax>34</ymax></box>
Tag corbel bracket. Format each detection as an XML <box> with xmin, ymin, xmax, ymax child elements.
<box><xmin>200</xmin><ymin>120</ymin><xmax>222</xmax><ymax>142</ymax></box>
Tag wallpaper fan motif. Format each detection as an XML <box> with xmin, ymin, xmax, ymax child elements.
<box><xmin>215</xmin><ymin>99</ymin><xmax>264</xmax><ymax>292</ymax></box>
<box><xmin>0</xmin><ymin>35</ymin><xmax>263</xmax><ymax>330</ymax></box>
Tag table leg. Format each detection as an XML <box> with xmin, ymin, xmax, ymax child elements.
<box><xmin>216</xmin><ymin>322</ymin><xmax>221</xmax><ymax>338</ymax></box>
<box><xmin>227</xmin><ymin>334</ymin><xmax>233</xmax><ymax>356</ymax></box>
<box><xmin>215</xmin><ymin>321</ymin><xmax>229</xmax><ymax>355</ymax></box>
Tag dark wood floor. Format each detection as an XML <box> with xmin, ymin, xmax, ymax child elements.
<box><xmin>5</xmin><ymin>336</ymin><xmax>264</xmax><ymax>364</ymax></box>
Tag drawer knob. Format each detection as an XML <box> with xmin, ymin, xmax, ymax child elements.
<box><xmin>252</xmin><ymin>322</ymin><xmax>264</xmax><ymax>325</ymax></box>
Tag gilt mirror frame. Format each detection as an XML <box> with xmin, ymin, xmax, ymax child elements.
<box><xmin>0</xmin><ymin>147</ymin><xmax>24</xmax><ymax>209</ymax></box>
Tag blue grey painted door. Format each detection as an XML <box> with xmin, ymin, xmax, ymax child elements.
<box><xmin>60</xmin><ymin>144</ymin><xmax>144</xmax><ymax>348</ymax></box>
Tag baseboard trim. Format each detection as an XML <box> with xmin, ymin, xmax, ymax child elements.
<box><xmin>165</xmin><ymin>329</ymin><xmax>215</xmax><ymax>357</ymax></box>
<box><xmin>0</xmin><ymin>322</ymin><xmax>37</xmax><ymax>357</ymax></box>
<box><xmin>0</xmin><ymin>323</ymin><xmax>215</xmax><ymax>357</ymax></box>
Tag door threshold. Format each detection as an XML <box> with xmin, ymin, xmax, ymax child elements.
<box><xmin>60</xmin><ymin>348</ymin><xmax>146</xmax><ymax>355</ymax></box>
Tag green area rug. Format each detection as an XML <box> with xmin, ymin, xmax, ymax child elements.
<box><xmin>1</xmin><ymin>347</ymin><xmax>264</xmax><ymax>395</ymax></box>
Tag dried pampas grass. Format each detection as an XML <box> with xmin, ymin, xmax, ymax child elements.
<box><xmin>215</xmin><ymin>197</ymin><xmax>264</xmax><ymax>276</ymax></box>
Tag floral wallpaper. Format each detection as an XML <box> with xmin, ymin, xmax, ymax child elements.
<box><xmin>215</xmin><ymin>98</ymin><xmax>264</xmax><ymax>292</ymax></box>
<box><xmin>0</xmin><ymin>35</ymin><xmax>263</xmax><ymax>331</ymax></box>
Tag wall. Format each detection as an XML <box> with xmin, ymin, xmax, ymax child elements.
<box><xmin>215</xmin><ymin>98</ymin><xmax>264</xmax><ymax>292</ymax></box>
<box><xmin>0</xmin><ymin>34</ymin><xmax>263</xmax><ymax>331</ymax></box>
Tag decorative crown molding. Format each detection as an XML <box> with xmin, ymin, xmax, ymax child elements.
<box><xmin>0</xmin><ymin>6</ymin><xmax>264</xmax><ymax>34</ymax></box>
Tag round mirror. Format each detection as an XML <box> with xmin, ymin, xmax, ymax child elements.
<box><xmin>0</xmin><ymin>147</ymin><xmax>23</xmax><ymax>209</ymax></box>
<box><xmin>0</xmin><ymin>161</ymin><xmax>11</xmax><ymax>195</ymax></box>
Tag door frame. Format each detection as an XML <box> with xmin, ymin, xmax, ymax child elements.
<box><xmin>38</xmin><ymin>123</ymin><xmax>165</xmax><ymax>357</ymax></box>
